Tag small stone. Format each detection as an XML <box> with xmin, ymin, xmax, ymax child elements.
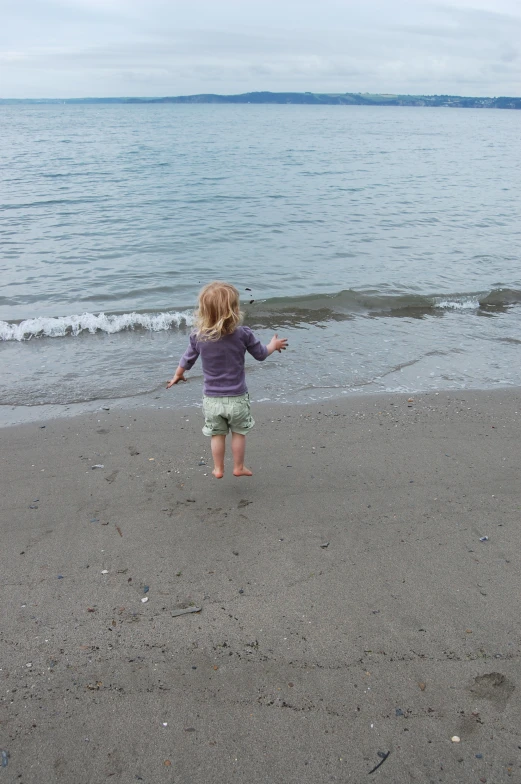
<box><xmin>451</xmin><ymin>736</ymin><xmax>461</xmax><ymax>743</ymax></box>
<box><xmin>141</xmin><ymin>597</ymin><xmax>148</xmax><ymax>603</ymax></box>
<box><xmin>101</xmin><ymin>570</ymin><xmax>108</xmax><ymax>574</ymax></box>
<box><xmin>419</xmin><ymin>682</ymin><xmax>426</xmax><ymax>691</ymax></box>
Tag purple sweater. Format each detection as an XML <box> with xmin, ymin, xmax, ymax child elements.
<box><xmin>179</xmin><ymin>326</ymin><xmax>269</xmax><ymax>396</ymax></box>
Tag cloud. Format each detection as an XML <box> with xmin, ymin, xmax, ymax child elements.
<box><xmin>0</xmin><ymin>0</ymin><xmax>520</xmax><ymax>97</ymax></box>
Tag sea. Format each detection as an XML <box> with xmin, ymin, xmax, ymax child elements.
<box><xmin>1</xmin><ymin>103</ymin><xmax>520</xmax><ymax>424</ymax></box>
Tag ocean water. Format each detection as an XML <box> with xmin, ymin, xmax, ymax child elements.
<box><xmin>1</xmin><ymin>103</ymin><xmax>520</xmax><ymax>419</ymax></box>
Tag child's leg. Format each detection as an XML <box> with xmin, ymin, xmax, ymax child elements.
<box><xmin>211</xmin><ymin>435</ymin><xmax>226</xmax><ymax>479</ymax></box>
<box><xmin>231</xmin><ymin>432</ymin><xmax>252</xmax><ymax>477</ymax></box>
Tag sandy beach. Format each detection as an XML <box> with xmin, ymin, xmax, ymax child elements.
<box><xmin>1</xmin><ymin>389</ymin><xmax>520</xmax><ymax>783</ymax></box>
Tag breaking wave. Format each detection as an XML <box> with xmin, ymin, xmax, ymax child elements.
<box><xmin>0</xmin><ymin>310</ymin><xmax>194</xmax><ymax>341</ymax></box>
<box><xmin>1</xmin><ymin>287</ymin><xmax>520</xmax><ymax>341</ymax></box>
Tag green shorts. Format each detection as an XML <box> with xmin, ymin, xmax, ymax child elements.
<box><xmin>202</xmin><ymin>394</ymin><xmax>255</xmax><ymax>437</ymax></box>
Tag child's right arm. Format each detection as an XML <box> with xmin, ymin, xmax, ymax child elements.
<box><xmin>166</xmin><ymin>334</ymin><xmax>200</xmax><ymax>388</ymax></box>
<box><xmin>166</xmin><ymin>365</ymin><xmax>187</xmax><ymax>388</ymax></box>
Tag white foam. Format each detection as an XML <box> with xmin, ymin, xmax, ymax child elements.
<box><xmin>432</xmin><ymin>296</ymin><xmax>480</xmax><ymax>310</ymax></box>
<box><xmin>0</xmin><ymin>310</ymin><xmax>194</xmax><ymax>341</ymax></box>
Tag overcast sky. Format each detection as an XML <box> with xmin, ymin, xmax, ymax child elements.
<box><xmin>1</xmin><ymin>0</ymin><xmax>520</xmax><ymax>98</ymax></box>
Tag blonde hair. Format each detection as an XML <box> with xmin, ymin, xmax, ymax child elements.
<box><xmin>195</xmin><ymin>281</ymin><xmax>243</xmax><ymax>341</ymax></box>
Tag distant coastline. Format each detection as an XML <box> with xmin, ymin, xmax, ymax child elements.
<box><xmin>1</xmin><ymin>91</ymin><xmax>520</xmax><ymax>109</ymax></box>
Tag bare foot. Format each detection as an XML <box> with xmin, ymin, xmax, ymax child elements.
<box><xmin>212</xmin><ymin>468</ymin><xmax>224</xmax><ymax>479</ymax></box>
<box><xmin>233</xmin><ymin>466</ymin><xmax>253</xmax><ymax>477</ymax></box>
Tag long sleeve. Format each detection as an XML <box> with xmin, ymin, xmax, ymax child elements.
<box><xmin>179</xmin><ymin>333</ymin><xmax>200</xmax><ymax>370</ymax></box>
<box><xmin>243</xmin><ymin>326</ymin><xmax>269</xmax><ymax>362</ymax></box>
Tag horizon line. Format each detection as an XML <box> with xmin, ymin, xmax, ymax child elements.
<box><xmin>2</xmin><ymin>90</ymin><xmax>521</xmax><ymax>102</ymax></box>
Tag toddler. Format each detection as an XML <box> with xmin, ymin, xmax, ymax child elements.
<box><xmin>167</xmin><ymin>281</ymin><xmax>287</xmax><ymax>478</ymax></box>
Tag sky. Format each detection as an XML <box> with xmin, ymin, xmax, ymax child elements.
<box><xmin>1</xmin><ymin>0</ymin><xmax>520</xmax><ymax>98</ymax></box>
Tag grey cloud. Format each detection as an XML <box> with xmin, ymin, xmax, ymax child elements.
<box><xmin>395</xmin><ymin>25</ymin><xmax>476</xmax><ymax>39</ymax></box>
<box><xmin>433</xmin><ymin>2</ymin><xmax>521</xmax><ymax>28</ymax></box>
<box><xmin>500</xmin><ymin>49</ymin><xmax>518</xmax><ymax>63</ymax></box>
<box><xmin>1</xmin><ymin>0</ymin><xmax>520</xmax><ymax>97</ymax></box>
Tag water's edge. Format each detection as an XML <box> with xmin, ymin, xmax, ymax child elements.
<box><xmin>1</xmin><ymin>381</ymin><xmax>519</xmax><ymax>429</ymax></box>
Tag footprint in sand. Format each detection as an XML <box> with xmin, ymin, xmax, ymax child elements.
<box><xmin>469</xmin><ymin>672</ymin><xmax>514</xmax><ymax>709</ymax></box>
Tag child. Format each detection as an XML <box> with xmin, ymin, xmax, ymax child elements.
<box><xmin>167</xmin><ymin>281</ymin><xmax>287</xmax><ymax>478</ymax></box>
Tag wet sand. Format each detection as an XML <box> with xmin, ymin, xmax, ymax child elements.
<box><xmin>1</xmin><ymin>389</ymin><xmax>521</xmax><ymax>783</ymax></box>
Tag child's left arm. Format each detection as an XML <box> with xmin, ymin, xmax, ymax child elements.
<box><xmin>266</xmin><ymin>334</ymin><xmax>288</xmax><ymax>355</ymax></box>
<box><xmin>244</xmin><ymin>327</ymin><xmax>288</xmax><ymax>360</ymax></box>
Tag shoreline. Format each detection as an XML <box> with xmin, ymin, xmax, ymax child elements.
<box><xmin>1</xmin><ymin>382</ymin><xmax>520</xmax><ymax>429</ymax></box>
<box><xmin>2</xmin><ymin>387</ymin><xmax>521</xmax><ymax>781</ymax></box>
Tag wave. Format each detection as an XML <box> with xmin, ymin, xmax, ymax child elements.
<box><xmin>0</xmin><ymin>311</ymin><xmax>194</xmax><ymax>341</ymax></box>
<box><xmin>1</xmin><ymin>287</ymin><xmax>520</xmax><ymax>341</ymax></box>
<box><xmin>246</xmin><ymin>287</ymin><xmax>521</xmax><ymax>326</ymax></box>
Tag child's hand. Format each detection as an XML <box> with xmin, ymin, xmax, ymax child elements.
<box><xmin>267</xmin><ymin>334</ymin><xmax>288</xmax><ymax>355</ymax></box>
<box><xmin>166</xmin><ymin>368</ymin><xmax>187</xmax><ymax>388</ymax></box>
